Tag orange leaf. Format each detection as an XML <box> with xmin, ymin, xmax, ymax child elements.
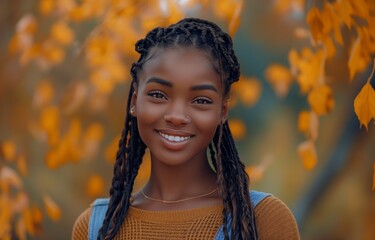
<box><xmin>42</xmin><ymin>43</ymin><xmax>65</xmax><ymax>64</ymax></box>
<box><xmin>86</xmin><ymin>175</ymin><xmax>105</xmax><ymax>198</ymax></box>
<box><xmin>308</xmin><ymin>84</ymin><xmax>335</xmax><ymax>115</ymax></box>
<box><xmin>348</xmin><ymin>37</ymin><xmax>371</xmax><ymax>80</ymax></box>
<box><xmin>50</xmin><ymin>21</ymin><xmax>74</xmax><ymax>46</ymax></box>
<box><xmin>373</xmin><ymin>163</ymin><xmax>375</xmax><ymax>191</ymax></box>
<box><xmin>39</xmin><ymin>105</ymin><xmax>60</xmax><ymax>138</ymax></box>
<box><xmin>17</xmin><ymin>155</ymin><xmax>28</xmax><ymax>176</ymax></box>
<box><xmin>33</xmin><ymin>80</ymin><xmax>54</xmax><ymax>108</ymax></box>
<box><xmin>228</xmin><ymin>119</ymin><xmax>246</xmax><ymax>140</ymax></box>
<box><xmin>265</xmin><ymin>64</ymin><xmax>293</xmax><ymax>97</ymax></box>
<box><xmin>233</xmin><ymin>76</ymin><xmax>262</xmax><ymax>106</ymax></box>
<box><xmin>1</xmin><ymin>140</ymin><xmax>17</xmax><ymax>161</ymax></box>
<box><xmin>354</xmin><ymin>82</ymin><xmax>375</xmax><ymax>130</ymax></box>
<box><xmin>228</xmin><ymin>0</ymin><xmax>243</xmax><ymax>37</ymax></box>
<box><xmin>306</xmin><ymin>7</ymin><xmax>324</xmax><ymax>43</ymax></box>
<box><xmin>245</xmin><ymin>155</ymin><xmax>272</xmax><ymax>181</ymax></box>
<box><xmin>298</xmin><ymin>111</ymin><xmax>319</xmax><ymax>141</ymax></box>
<box><xmin>298</xmin><ymin>140</ymin><xmax>317</xmax><ymax>170</ymax></box>
<box><xmin>39</xmin><ymin>0</ymin><xmax>54</xmax><ymax>16</ymax></box>
<box><xmin>43</xmin><ymin>195</ymin><xmax>61</xmax><ymax>221</ymax></box>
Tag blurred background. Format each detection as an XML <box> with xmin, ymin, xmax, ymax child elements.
<box><xmin>1</xmin><ymin>0</ymin><xmax>375</xmax><ymax>239</ymax></box>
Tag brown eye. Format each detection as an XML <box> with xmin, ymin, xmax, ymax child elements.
<box><xmin>193</xmin><ymin>97</ymin><xmax>213</xmax><ymax>104</ymax></box>
<box><xmin>147</xmin><ymin>90</ymin><xmax>167</xmax><ymax>100</ymax></box>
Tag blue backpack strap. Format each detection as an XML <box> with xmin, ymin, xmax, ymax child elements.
<box><xmin>88</xmin><ymin>198</ymin><xmax>110</xmax><ymax>240</ymax></box>
<box><xmin>214</xmin><ymin>191</ymin><xmax>271</xmax><ymax>240</ymax></box>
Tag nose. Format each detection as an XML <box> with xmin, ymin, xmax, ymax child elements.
<box><xmin>164</xmin><ymin>101</ymin><xmax>191</xmax><ymax>126</ymax></box>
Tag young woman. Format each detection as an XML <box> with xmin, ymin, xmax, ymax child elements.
<box><xmin>72</xmin><ymin>18</ymin><xmax>300</xmax><ymax>240</ymax></box>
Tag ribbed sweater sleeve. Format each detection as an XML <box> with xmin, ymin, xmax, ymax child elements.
<box><xmin>256</xmin><ymin>196</ymin><xmax>300</xmax><ymax>240</ymax></box>
<box><xmin>72</xmin><ymin>208</ymin><xmax>91</xmax><ymax>240</ymax></box>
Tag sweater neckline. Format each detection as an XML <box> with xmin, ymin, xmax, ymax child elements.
<box><xmin>128</xmin><ymin>204</ymin><xmax>223</xmax><ymax>222</ymax></box>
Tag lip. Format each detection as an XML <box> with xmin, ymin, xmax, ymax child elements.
<box><xmin>155</xmin><ymin>129</ymin><xmax>194</xmax><ymax>151</ymax></box>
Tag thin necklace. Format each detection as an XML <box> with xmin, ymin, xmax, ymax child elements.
<box><xmin>141</xmin><ymin>187</ymin><xmax>218</xmax><ymax>204</ymax></box>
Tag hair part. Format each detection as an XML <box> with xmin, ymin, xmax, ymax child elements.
<box><xmin>98</xmin><ymin>17</ymin><xmax>256</xmax><ymax>240</ymax></box>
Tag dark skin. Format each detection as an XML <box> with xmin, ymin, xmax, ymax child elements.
<box><xmin>130</xmin><ymin>47</ymin><xmax>228</xmax><ymax>211</ymax></box>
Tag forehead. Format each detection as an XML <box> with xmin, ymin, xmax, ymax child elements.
<box><xmin>139</xmin><ymin>47</ymin><xmax>220</xmax><ymax>84</ymax></box>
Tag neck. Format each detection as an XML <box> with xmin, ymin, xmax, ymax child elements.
<box><xmin>145</xmin><ymin>153</ymin><xmax>217</xmax><ymax>201</ymax></box>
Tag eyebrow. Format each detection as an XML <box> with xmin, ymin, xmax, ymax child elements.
<box><xmin>146</xmin><ymin>77</ymin><xmax>218</xmax><ymax>93</ymax></box>
<box><xmin>146</xmin><ymin>77</ymin><xmax>173</xmax><ymax>87</ymax></box>
<box><xmin>190</xmin><ymin>84</ymin><xmax>218</xmax><ymax>93</ymax></box>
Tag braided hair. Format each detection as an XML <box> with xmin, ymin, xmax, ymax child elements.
<box><xmin>98</xmin><ymin>18</ymin><xmax>257</xmax><ymax>240</ymax></box>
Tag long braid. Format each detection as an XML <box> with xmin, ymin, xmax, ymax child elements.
<box><xmin>99</xmin><ymin>18</ymin><xmax>256</xmax><ymax>239</ymax></box>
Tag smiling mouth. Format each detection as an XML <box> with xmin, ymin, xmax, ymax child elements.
<box><xmin>158</xmin><ymin>131</ymin><xmax>192</xmax><ymax>143</ymax></box>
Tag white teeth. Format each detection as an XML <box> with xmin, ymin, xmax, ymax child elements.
<box><xmin>159</xmin><ymin>132</ymin><xmax>190</xmax><ymax>142</ymax></box>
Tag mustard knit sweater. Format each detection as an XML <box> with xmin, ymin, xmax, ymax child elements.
<box><xmin>72</xmin><ymin>196</ymin><xmax>300</xmax><ymax>240</ymax></box>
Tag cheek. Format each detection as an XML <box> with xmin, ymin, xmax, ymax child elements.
<box><xmin>192</xmin><ymin>109</ymin><xmax>221</xmax><ymax>135</ymax></box>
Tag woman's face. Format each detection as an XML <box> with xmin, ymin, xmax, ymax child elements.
<box><xmin>132</xmin><ymin>47</ymin><xmax>227</xmax><ymax>167</ymax></box>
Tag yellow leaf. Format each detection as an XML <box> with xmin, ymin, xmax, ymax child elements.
<box><xmin>50</xmin><ymin>21</ymin><xmax>74</xmax><ymax>46</ymax></box>
<box><xmin>228</xmin><ymin>119</ymin><xmax>246</xmax><ymax>140</ymax></box>
<box><xmin>298</xmin><ymin>111</ymin><xmax>310</xmax><ymax>134</ymax></box>
<box><xmin>348</xmin><ymin>37</ymin><xmax>371</xmax><ymax>80</ymax></box>
<box><xmin>333</xmin><ymin>0</ymin><xmax>353</xmax><ymax>28</ymax></box>
<box><xmin>273</xmin><ymin>0</ymin><xmax>305</xmax><ymax>15</ymax></box>
<box><xmin>265</xmin><ymin>64</ymin><xmax>293</xmax><ymax>97</ymax></box>
<box><xmin>22</xmin><ymin>208</ymin><xmax>35</xmax><ymax>235</ymax></box>
<box><xmin>288</xmin><ymin>48</ymin><xmax>300</xmax><ymax>76</ymax></box>
<box><xmin>39</xmin><ymin>105</ymin><xmax>60</xmax><ymax>138</ymax></box>
<box><xmin>86</xmin><ymin>175</ymin><xmax>105</xmax><ymax>198</ymax></box>
<box><xmin>1</xmin><ymin>140</ymin><xmax>17</xmax><ymax>161</ymax></box>
<box><xmin>296</xmin><ymin>48</ymin><xmax>325</xmax><ymax>93</ymax></box>
<box><xmin>43</xmin><ymin>195</ymin><xmax>61</xmax><ymax>221</ymax></box>
<box><xmin>214</xmin><ymin>0</ymin><xmax>235</xmax><ymax>21</ymax></box>
<box><xmin>298</xmin><ymin>140</ymin><xmax>317</xmax><ymax>170</ymax></box>
<box><xmin>308</xmin><ymin>84</ymin><xmax>335</xmax><ymax>115</ymax></box>
<box><xmin>69</xmin><ymin>6</ymin><xmax>90</xmax><ymax>22</ymax></box>
<box><xmin>354</xmin><ymin>82</ymin><xmax>375</xmax><ymax>130</ymax></box>
<box><xmin>245</xmin><ymin>155</ymin><xmax>272</xmax><ymax>181</ymax></box>
<box><xmin>0</xmin><ymin>196</ymin><xmax>11</xmax><ymax>238</ymax></box>
<box><xmin>90</xmin><ymin>71</ymin><xmax>115</xmax><ymax>94</ymax></box>
<box><xmin>41</xmin><ymin>42</ymin><xmax>65</xmax><ymax>65</ymax></box>
<box><xmin>322</xmin><ymin>36</ymin><xmax>336</xmax><ymax>58</ymax></box>
<box><xmin>349</xmin><ymin>0</ymin><xmax>370</xmax><ymax>20</ymax></box>
<box><xmin>33</xmin><ymin>80</ymin><xmax>54</xmax><ymax>108</ymax></box>
<box><xmin>31</xmin><ymin>206</ymin><xmax>43</xmax><ymax>228</ymax></box>
<box><xmin>306</xmin><ymin>7</ymin><xmax>325</xmax><ymax>43</ymax></box>
<box><xmin>17</xmin><ymin>155</ymin><xmax>28</xmax><ymax>176</ymax></box>
<box><xmin>298</xmin><ymin>111</ymin><xmax>319</xmax><ymax>140</ymax></box>
<box><xmin>228</xmin><ymin>0</ymin><xmax>243</xmax><ymax>37</ymax></box>
<box><xmin>39</xmin><ymin>0</ymin><xmax>54</xmax><ymax>16</ymax></box>
<box><xmin>232</xmin><ymin>76</ymin><xmax>262</xmax><ymax>106</ymax></box>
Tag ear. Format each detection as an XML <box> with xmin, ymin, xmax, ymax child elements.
<box><xmin>221</xmin><ymin>100</ymin><xmax>229</xmax><ymax>124</ymax></box>
<box><xmin>130</xmin><ymin>87</ymin><xmax>138</xmax><ymax>117</ymax></box>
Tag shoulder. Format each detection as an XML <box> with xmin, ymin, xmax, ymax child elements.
<box><xmin>254</xmin><ymin>195</ymin><xmax>300</xmax><ymax>240</ymax></box>
<box><xmin>72</xmin><ymin>207</ymin><xmax>92</xmax><ymax>240</ymax></box>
